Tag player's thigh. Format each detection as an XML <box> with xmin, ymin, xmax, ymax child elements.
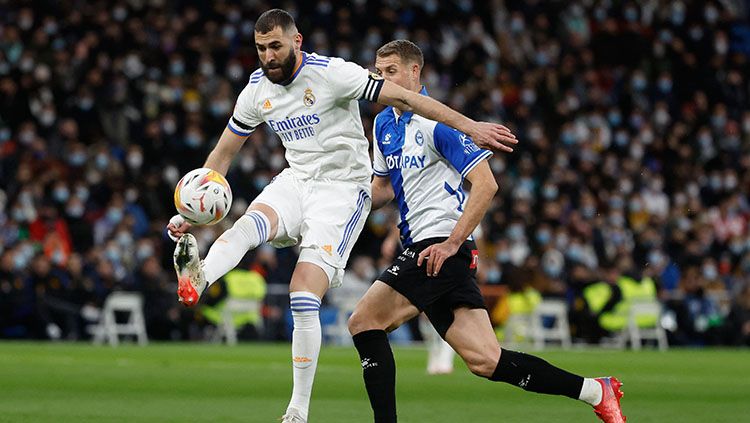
<box><xmin>444</xmin><ymin>307</ymin><xmax>500</xmax><ymax>373</ymax></box>
<box><xmin>349</xmin><ymin>281</ymin><xmax>420</xmax><ymax>335</ymax></box>
<box><xmin>251</xmin><ymin>169</ymin><xmax>303</xmax><ymax>246</ymax></box>
<box><xmin>299</xmin><ymin>182</ymin><xmax>371</xmax><ymax>274</ymax></box>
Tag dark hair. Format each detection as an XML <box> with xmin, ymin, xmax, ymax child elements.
<box><xmin>255</xmin><ymin>9</ymin><xmax>297</xmax><ymax>34</ymax></box>
<box><xmin>376</xmin><ymin>40</ymin><xmax>424</xmax><ymax>69</ymax></box>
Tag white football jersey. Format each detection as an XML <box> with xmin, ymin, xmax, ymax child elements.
<box><xmin>228</xmin><ymin>52</ymin><xmax>384</xmax><ymax>183</ymax></box>
<box><xmin>372</xmin><ymin>88</ymin><xmax>493</xmax><ymax>246</ymax></box>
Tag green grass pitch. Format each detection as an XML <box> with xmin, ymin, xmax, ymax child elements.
<box><xmin>0</xmin><ymin>342</ymin><xmax>746</xmax><ymax>422</ymax></box>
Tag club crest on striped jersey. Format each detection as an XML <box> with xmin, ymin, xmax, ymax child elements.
<box><xmin>303</xmin><ymin>88</ymin><xmax>316</xmax><ymax>107</ymax></box>
<box><xmin>415</xmin><ymin>129</ymin><xmax>424</xmax><ymax>146</ymax></box>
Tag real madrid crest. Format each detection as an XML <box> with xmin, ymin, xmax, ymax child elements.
<box><xmin>415</xmin><ymin>129</ymin><xmax>424</xmax><ymax>146</ymax></box>
<box><xmin>303</xmin><ymin>88</ymin><xmax>316</xmax><ymax>107</ymax></box>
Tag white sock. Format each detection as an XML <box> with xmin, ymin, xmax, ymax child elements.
<box><xmin>579</xmin><ymin>378</ymin><xmax>603</xmax><ymax>406</ymax></box>
<box><xmin>287</xmin><ymin>291</ymin><xmax>322</xmax><ymax>420</ymax></box>
<box><xmin>202</xmin><ymin>211</ymin><xmax>270</xmax><ymax>285</ymax></box>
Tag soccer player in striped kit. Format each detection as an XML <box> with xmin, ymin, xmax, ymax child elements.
<box><xmin>347</xmin><ymin>40</ymin><xmax>626</xmax><ymax>423</ymax></box>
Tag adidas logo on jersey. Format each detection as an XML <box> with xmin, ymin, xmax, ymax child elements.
<box><xmin>385</xmin><ymin>154</ymin><xmax>426</xmax><ymax>170</ymax></box>
<box><xmin>262</xmin><ymin>99</ymin><xmax>272</xmax><ymax>110</ymax></box>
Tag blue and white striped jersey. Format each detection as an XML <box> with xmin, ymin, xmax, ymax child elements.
<box><xmin>372</xmin><ymin>88</ymin><xmax>493</xmax><ymax>246</ymax></box>
<box><xmin>229</xmin><ymin>52</ymin><xmax>383</xmax><ymax>183</ymax></box>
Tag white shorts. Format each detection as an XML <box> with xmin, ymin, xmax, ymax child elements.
<box><xmin>253</xmin><ymin>168</ymin><xmax>371</xmax><ymax>288</ymax></box>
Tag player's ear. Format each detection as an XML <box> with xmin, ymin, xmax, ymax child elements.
<box><xmin>293</xmin><ymin>32</ymin><xmax>303</xmax><ymax>50</ymax></box>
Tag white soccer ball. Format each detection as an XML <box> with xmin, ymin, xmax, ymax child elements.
<box><xmin>173</xmin><ymin>168</ymin><xmax>233</xmax><ymax>226</ymax></box>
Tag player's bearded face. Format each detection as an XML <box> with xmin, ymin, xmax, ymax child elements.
<box><xmin>261</xmin><ymin>46</ymin><xmax>297</xmax><ymax>83</ymax></box>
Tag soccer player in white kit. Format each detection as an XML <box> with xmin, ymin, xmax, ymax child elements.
<box><xmin>167</xmin><ymin>10</ymin><xmax>517</xmax><ymax>422</ymax></box>
<box><xmin>347</xmin><ymin>40</ymin><xmax>626</xmax><ymax>423</ymax></box>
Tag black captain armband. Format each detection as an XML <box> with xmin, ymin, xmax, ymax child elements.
<box><xmin>362</xmin><ymin>72</ymin><xmax>384</xmax><ymax>102</ymax></box>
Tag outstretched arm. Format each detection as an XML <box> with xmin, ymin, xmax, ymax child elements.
<box><xmin>417</xmin><ymin>161</ymin><xmax>498</xmax><ymax>276</ymax></box>
<box><xmin>204</xmin><ymin>126</ymin><xmax>249</xmax><ymax>175</ymax></box>
<box><xmin>376</xmin><ymin>80</ymin><xmax>517</xmax><ymax>153</ymax></box>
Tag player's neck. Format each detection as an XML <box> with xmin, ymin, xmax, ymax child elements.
<box><xmin>393</xmin><ymin>84</ymin><xmax>421</xmax><ymax>118</ymax></box>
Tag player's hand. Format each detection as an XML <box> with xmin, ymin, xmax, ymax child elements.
<box><xmin>466</xmin><ymin>122</ymin><xmax>518</xmax><ymax>153</ymax></box>
<box><xmin>417</xmin><ymin>239</ymin><xmax>461</xmax><ymax>277</ymax></box>
<box><xmin>166</xmin><ymin>214</ymin><xmax>192</xmax><ymax>242</ymax></box>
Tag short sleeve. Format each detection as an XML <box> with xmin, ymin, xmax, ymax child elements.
<box><xmin>432</xmin><ymin>123</ymin><xmax>493</xmax><ymax>177</ymax></box>
<box><xmin>372</xmin><ymin>115</ymin><xmax>388</xmax><ymax>176</ymax></box>
<box><xmin>227</xmin><ymin>82</ymin><xmax>262</xmax><ymax>137</ymax></box>
<box><xmin>327</xmin><ymin>58</ymin><xmax>384</xmax><ymax>102</ymax></box>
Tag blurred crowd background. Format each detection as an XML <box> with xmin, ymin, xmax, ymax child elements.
<box><xmin>1</xmin><ymin>0</ymin><xmax>749</xmax><ymax>346</ymax></box>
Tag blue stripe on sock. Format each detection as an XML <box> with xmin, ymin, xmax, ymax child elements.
<box><xmin>290</xmin><ymin>306</ymin><xmax>320</xmax><ymax>312</ymax></box>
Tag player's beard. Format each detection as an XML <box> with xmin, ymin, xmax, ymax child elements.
<box><xmin>261</xmin><ymin>47</ymin><xmax>297</xmax><ymax>84</ymax></box>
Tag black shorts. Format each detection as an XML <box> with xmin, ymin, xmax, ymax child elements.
<box><xmin>377</xmin><ymin>237</ymin><xmax>486</xmax><ymax>338</ymax></box>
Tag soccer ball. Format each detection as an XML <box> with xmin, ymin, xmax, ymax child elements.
<box><xmin>173</xmin><ymin>168</ymin><xmax>233</xmax><ymax>226</ymax></box>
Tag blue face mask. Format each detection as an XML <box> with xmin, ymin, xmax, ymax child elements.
<box><xmin>536</xmin><ymin>230</ymin><xmax>551</xmax><ymax>245</ymax></box>
<box><xmin>107</xmin><ymin>208</ymin><xmax>124</xmax><ymax>224</ymax></box>
<box><xmin>486</xmin><ymin>268</ymin><xmax>502</xmax><ymax>284</ymax></box>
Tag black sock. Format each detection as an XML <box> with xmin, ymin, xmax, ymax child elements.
<box><xmin>352</xmin><ymin>330</ymin><xmax>397</xmax><ymax>423</ymax></box>
<box><xmin>489</xmin><ymin>348</ymin><xmax>584</xmax><ymax>399</ymax></box>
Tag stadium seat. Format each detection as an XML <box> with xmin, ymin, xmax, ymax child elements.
<box><xmin>215</xmin><ymin>298</ymin><xmax>264</xmax><ymax>346</ymax></box>
<box><xmin>91</xmin><ymin>292</ymin><xmax>148</xmax><ymax>347</ymax></box>
<box><xmin>531</xmin><ymin>299</ymin><xmax>572</xmax><ymax>350</ymax></box>
<box><xmin>627</xmin><ymin>301</ymin><xmax>668</xmax><ymax>351</ymax></box>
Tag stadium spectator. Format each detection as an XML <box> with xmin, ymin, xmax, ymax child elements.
<box><xmin>1</xmin><ymin>1</ymin><xmax>748</xmax><ymax>347</ymax></box>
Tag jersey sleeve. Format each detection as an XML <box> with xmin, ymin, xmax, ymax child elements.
<box><xmin>227</xmin><ymin>82</ymin><xmax>262</xmax><ymax>137</ymax></box>
<box><xmin>372</xmin><ymin>115</ymin><xmax>388</xmax><ymax>177</ymax></box>
<box><xmin>327</xmin><ymin>58</ymin><xmax>384</xmax><ymax>102</ymax></box>
<box><xmin>432</xmin><ymin>123</ymin><xmax>493</xmax><ymax>178</ymax></box>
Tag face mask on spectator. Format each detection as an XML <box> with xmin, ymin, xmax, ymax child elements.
<box><xmin>705</xmin><ymin>5</ymin><xmax>719</xmax><ymax>24</ymax></box>
<box><xmin>581</xmin><ymin>206</ymin><xmax>596</xmax><ymax>218</ymax></box>
<box><xmin>689</xmin><ymin>26</ymin><xmax>704</xmax><ymax>41</ymax></box>
<box><xmin>116</xmin><ymin>231</ymin><xmax>134</xmax><ymax>248</ymax></box>
<box><xmin>614</xmin><ymin>130</ymin><xmax>628</xmax><ymax>146</ymax></box>
<box><xmin>210</xmin><ymin>100</ymin><xmax>232</xmax><ymax>117</ymax></box>
<box><xmin>65</xmin><ymin>149</ymin><xmax>85</xmax><ymax>166</ymax></box>
<box><xmin>53</xmin><ymin>186</ymin><xmax>69</xmax><ymax>203</ymax></box>
<box><xmin>702</xmin><ymin>264</ymin><xmax>718</xmax><ymax>280</ymax></box>
<box><xmin>536</xmin><ymin>230</ymin><xmax>551</xmax><ymax>245</ymax></box>
<box><xmin>113</xmin><ymin>6</ymin><xmax>128</xmax><ymax>21</ymax></box>
<box><xmin>507</xmin><ymin>224</ymin><xmax>525</xmax><ymax>241</ymax></box>
<box><xmin>729</xmin><ymin>241</ymin><xmax>745</xmax><ymax>255</ymax></box>
<box><xmin>724</xmin><ymin>174</ymin><xmax>738</xmax><ymax>190</ymax></box>
<box><xmin>253</xmin><ymin>176</ymin><xmax>270</xmax><ymax>190</ymax></box>
<box><xmin>742</xmin><ymin>118</ymin><xmax>750</xmax><ymax>134</ymax></box>
<box><xmin>78</xmin><ymin>96</ymin><xmax>94</xmax><ymax>111</ymax></box>
<box><xmin>0</xmin><ymin>128</ymin><xmax>10</xmax><ymax>143</ymax></box>
<box><xmin>105</xmin><ymin>246</ymin><xmax>122</xmax><ymax>263</ymax></box>
<box><xmin>510</xmin><ymin>16</ymin><xmax>524</xmax><ymax>33</ymax></box>
<box><xmin>715</xmin><ymin>39</ymin><xmax>728</xmax><ymax>55</ymax></box>
<box><xmin>624</xmin><ymin>7</ymin><xmax>638</xmax><ymax>22</ymax></box>
<box><xmin>227</xmin><ymin>63</ymin><xmax>244</xmax><ymax>81</ymax></box>
<box><xmin>66</xmin><ymin>203</ymin><xmax>84</xmax><ymax>218</ymax></box>
<box><xmin>657</xmin><ymin>77</ymin><xmax>672</xmax><ymax>93</ymax></box>
<box><xmin>609</xmin><ymin>213</ymin><xmax>625</xmax><ymax>227</ymax></box>
<box><xmin>185</xmin><ymin>133</ymin><xmax>203</xmax><ymax>148</ymax></box>
<box><xmin>495</xmin><ymin>251</ymin><xmax>511</xmax><ymax>263</ymax></box>
<box><xmin>106</xmin><ymin>208</ymin><xmax>124</xmax><ymax>224</ymax></box>
<box><xmin>607</xmin><ymin>111</ymin><xmax>622</xmax><ymax>126</ymax></box>
<box><xmin>486</xmin><ymin>267</ymin><xmax>501</xmax><ymax>283</ymax></box>
<box><xmin>709</xmin><ymin>174</ymin><xmax>722</xmax><ymax>190</ymax></box>
<box><xmin>127</xmin><ymin>152</ymin><xmax>143</xmax><ymax>169</ymax></box>
<box><xmin>162</xmin><ymin>119</ymin><xmax>177</xmax><ymax>135</ymax></box>
<box><xmin>170</xmin><ymin>61</ymin><xmax>185</xmax><ymax>76</ymax></box>
<box><xmin>75</xmin><ymin>186</ymin><xmax>89</xmax><ymax>202</ymax></box>
<box><xmin>240</xmin><ymin>156</ymin><xmax>255</xmax><ymax>173</ymax></box>
<box><xmin>711</xmin><ymin>114</ymin><xmax>726</xmax><ymax>129</ymax></box>
<box><xmin>542</xmin><ymin>184</ymin><xmax>558</xmax><ymax>200</ymax></box>
<box><xmin>631</xmin><ymin>76</ymin><xmax>646</xmax><ymax>92</ymax></box>
<box><xmin>95</xmin><ymin>153</ymin><xmax>109</xmax><ymax>170</ymax></box>
<box><xmin>18</xmin><ymin>129</ymin><xmax>35</xmax><ymax>145</ymax></box>
<box><xmin>137</xmin><ymin>243</ymin><xmax>154</xmax><ymax>261</ymax></box>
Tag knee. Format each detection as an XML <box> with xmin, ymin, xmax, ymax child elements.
<box><xmin>463</xmin><ymin>351</ymin><xmax>499</xmax><ymax>378</ymax></box>
<box><xmin>347</xmin><ymin>310</ymin><xmax>369</xmax><ymax>336</ymax></box>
